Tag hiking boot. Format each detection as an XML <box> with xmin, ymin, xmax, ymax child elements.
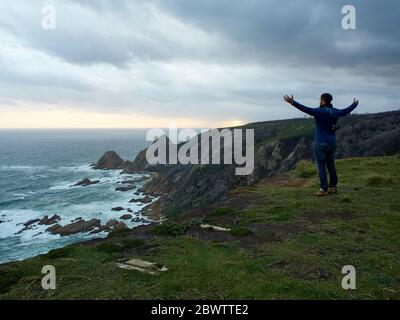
<box><xmin>314</xmin><ymin>190</ymin><xmax>329</xmax><ymax>197</ymax></box>
<box><xmin>328</xmin><ymin>187</ymin><xmax>338</xmax><ymax>195</ymax></box>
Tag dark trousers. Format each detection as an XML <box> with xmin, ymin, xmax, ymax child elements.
<box><xmin>315</xmin><ymin>143</ymin><xmax>338</xmax><ymax>191</ymax></box>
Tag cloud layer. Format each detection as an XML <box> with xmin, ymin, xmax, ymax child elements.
<box><xmin>0</xmin><ymin>0</ymin><xmax>399</xmax><ymax>127</ymax></box>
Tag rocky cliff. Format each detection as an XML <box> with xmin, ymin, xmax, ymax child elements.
<box><xmin>96</xmin><ymin>110</ymin><xmax>400</xmax><ymax>216</ymax></box>
<box><xmin>95</xmin><ymin>151</ymin><xmax>130</xmax><ymax>170</ymax></box>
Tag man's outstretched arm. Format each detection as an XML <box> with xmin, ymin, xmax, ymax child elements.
<box><xmin>336</xmin><ymin>98</ymin><xmax>359</xmax><ymax>117</ymax></box>
<box><xmin>283</xmin><ymin>95</ymin><xmax>318</xmax><ymax>117</ymax></box>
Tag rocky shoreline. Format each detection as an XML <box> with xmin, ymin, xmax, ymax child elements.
<box><xmin>13</xmin><ymin>152</ymin><xmax>159</xmax><ymax>242</ymax></box>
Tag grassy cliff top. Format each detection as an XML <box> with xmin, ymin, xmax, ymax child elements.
<box><xmin>1</xmin><ymin>155</ymin><xmax>400</xmax><ymax>299</ymax></box>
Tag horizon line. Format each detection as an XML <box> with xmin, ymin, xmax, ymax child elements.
<box><xmin>0</xmin><ymin>109</ymin><xmax>398</xmax><ymax>130</ymax></box>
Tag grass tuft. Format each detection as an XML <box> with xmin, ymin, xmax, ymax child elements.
<box><xmin>121</xmin><ymin>238</ymin><xmax>146</xmax><ymax>249</ymax></box>
<box><xmin>46</xmin><ymin>246</ymin><xmax>74</xmax><ymax>259</ymax></box>
<box><xmin>153</xmin><ymin>219</ymin><xmax>202</xmax><ymax>237</ymax></box>
<box><xmin>108</xmin><ymin>227</ymin><xmax>130</xmax><ymax>239</ymax></box>
<box><xmin>210</xmin><ymin>207</ymin><xmax>236</xmax><ymax>217</ymax></box>
<box><xmin>293</xmin><ymin>160</ymin><xmax>317</xmax><ymax>178</ymax></box>
<box><xmin>366</xmin><ymin>175</ymin><xmax>394</xmax><ymax>186</ymax></box>
<box><xmin>341</xmin><ymin>196</ymin><xmax>352</xmax><ymax>203</ymax></box>
<box><xmin>96</xmin><ymin>242</ymin><xmax>124</xmax><ymax>254</ymax></box>
<box><xmin>0</xmin><ymin>268</ymin><xmax>26</xmax><ymax>294</ymax></box>
<box><xmin>230</xmin><ymin>227</ymin><xmax>253</xmax><ymax>237</ymax></box>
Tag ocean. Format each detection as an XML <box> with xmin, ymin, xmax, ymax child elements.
<box><xmin>0</xmin><ymin>129</ymin><xmax>151</xmax><ymax>264</ymax></box>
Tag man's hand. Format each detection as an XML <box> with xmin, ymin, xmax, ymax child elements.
<box><xmin>284</xmin><ymin>95</ymin><xmax>294</xmax><ymax>104</ymax></box>
<box><xmin>353</xmin><ymin>98</ymin><xmax>359</xmax><ymax>107</ymax></box>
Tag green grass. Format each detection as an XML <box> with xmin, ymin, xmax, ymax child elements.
<box><xmin>294</xmin><ymin>160</ymin><xmax>317</xmax><ymax>178</ymax></box>
<box><xmin>96</xmin><ymin>243</ymin><xmax>124</xmax><ymax>254</ymax></box>
<box><xmin>46</xmin><ymin>247</ymin><xmax>75</xmax><ymax>259</ymax></box>
<box><xmin>366</xmin><ymin>175</ymin><xmax>394</xmax><ymax>186</ymax></box>
<box><xmin>210</xmin><ymin>207</ymin><xmax>236</xmax><ymax>217</ymax></box>
<box><xmin>1</xmin><ymin>156</ymin><xmax>400</xmax><ymax>300</ymax></box>
<box><xmin>152</xmin><ymin>219</ymin><xmax>202</xmax><ymax>237</ymax></box>
<box><xmin>230</xmin><ymin>227</ymin><xmax>253</xmax><ymax>237</ymax></box>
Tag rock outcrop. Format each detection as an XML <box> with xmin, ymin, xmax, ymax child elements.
<box><xmin>38</xmin><ymin>214</ymin><xmax>61</xmax><ymax>226</ymax></box>
<box><xmin>120</xmin><ymin>214</ymin><xmax>133</xmax><ymax>220</ymax></box>
<box><xmin>115</xmin><ymin>185</ymin><xmax>135</xmax><ymax>192</ymax></box>
<box><xmin>73</xmin><ymin>178</ymin><xmax>100</xmax><ymax>187</ymax></box>
<box><xmin>130</xmin><ymin>195</ymin><xmax>153</xmax><ymax>204</ymax></box>
<box><xmin>104</xmin><ymin>219</ymin><xmax>127</xmax><ymax>231</ymax></box>
<box><xmin>16</xmin><ymin>215</ymin><xmax>62</xmax><ymax>234</ymax></box>
<box><xmin>46</xmin><ymin>219</ymin><xmax>101</xmax><ymax>236</ymax></box>
<box><xmin>94</xmin><ymin>151</ymin><xmax>130</xmax><ymax>170</ymax></box>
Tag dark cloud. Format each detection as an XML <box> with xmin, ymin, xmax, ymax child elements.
<box><xmin>0</xmin><ymin>0</ymin><xmax>398</xmax><ymax>124</ymax></box>
<box><xmin>156</xmin><ymin>0</ymin><xmax>400</xmax><ymax>68</ymax></box>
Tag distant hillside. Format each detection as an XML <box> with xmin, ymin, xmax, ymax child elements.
<box><xmin>98</xmin><ymin>110</ymin><xmax>400</xmax><ymax>216</ymax></box>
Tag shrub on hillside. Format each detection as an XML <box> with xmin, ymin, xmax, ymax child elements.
<box><xmin>46</xmin><ymin>246</ymin><xmax>74</xmax><ymax>259</ymax></box>
<box><xmin>152</xmin><ymin>219</ymin><xmax>202</xmax><ymax>237</ymax></box>
<box><xmin>294</xmin><ymin>160</ymin><xmax>317</xmax><ymax>178</ymax></box>
<box><xmin>96</xmin><ymin>242</ymin><xmax>124</xmax><ymax>254</ymax></box>
<box><xmin>210</xmin><ymin>208</ymin><xmax>236</xmax><ymax>216</ymax></box>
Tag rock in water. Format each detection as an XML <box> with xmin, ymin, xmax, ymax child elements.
<box><xmin>73</xmin><ymin>178</ymin><xmax>100</xmax><ymax>187</ymax></box>
<box><xmin>16</xmin><ymin>215</ymin><xmax>62</xmax><ymax>235</ymax></box>
<box><xmin>94</xmin><ymin>151</ymin><xmax>129</xmax><ymax>170</ymax></box>
<box><xmin>104</xmin><ymin>219</ymin><xmax>127</xmax><ymax>231</ymax></box>
<box><xmin>46</xmin><ymin>219</ymin><xmax>101</xmax><ymax>236</ymax></box>
<box><xmin>120</xmin><ymin>214</ymin><xmax>133</xmax><ymax>220</ymax></box>
<box><xmin>115</xmin><ymin>185</ymin><xmax>135</xmax><ymax>192</ymax></box>
<box><xmin>130</xmin><ymin>195</ymin><xmax>152</xmax><ymax>204</ymax></box>
<box><xmin>141</xmin><ymin>195</ymin><xmax>152</xmax><ymax>204</ymax></box>
<box><xmin>23</xmin><ymin>219</ymin><xmax>41</xmax><ymax>227</ymax></box>
<box><xmin>38</xmin><ymin>214</ymin><xmax>61</xmax><ymax>226</ymax></box>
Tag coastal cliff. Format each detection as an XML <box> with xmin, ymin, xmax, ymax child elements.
<box><xmin>96</xmin><ymin>110</ymin><xmax>400</xmax><ymax>216</ymax></box>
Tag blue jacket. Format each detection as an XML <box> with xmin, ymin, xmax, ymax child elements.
<box><xmin>292</xmin><ymin>100</ymin><xmax>358</xmax><ymax>145</ymax></box>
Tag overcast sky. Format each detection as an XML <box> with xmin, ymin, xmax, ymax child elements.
<box><xmin>0</xmin><ymin>0</ymin><xmax>399</xmax><ymax>128</ymax></box>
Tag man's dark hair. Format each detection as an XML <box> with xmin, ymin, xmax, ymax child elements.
<box><xmin>321</xmin><ymin>93</ymin><xmax>333</xmax><ymax>105</ymax></box>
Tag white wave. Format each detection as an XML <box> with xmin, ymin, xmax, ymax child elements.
<box><xmin>49</xmin><ymin>175</ymin><xmax>125</xmax><ymax>191</ymax></box>
<box><xmin>0</xmin><ymin>209</ymin><xmax>43</xmax><ymax>239</ymax></box>
<box><xmin>0</xmin><ymin>171</ymin><xmax>153</xmax><ymax>263</ymax></box>
<box><xmin>1</xmin><ymin>165</ymin><xmax>48</xmax><ymax>171</ymax></box>
<box><xmin>49</xmin><ymin>181</ymin><xmax>81</xmax><ymax>191</ymax></box>
<box><xmin>12</xmin><ymin>193</ymin><xmax>27</xmax><ymax>198</ymax></box>
<box><xmin>51</xmin><ymin>165</ymin><xmax>97</xmax><ymax>173</ymax></box>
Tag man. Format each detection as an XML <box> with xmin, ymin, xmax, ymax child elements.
<box><xmin>283</xmin><ymin>93</ymin><xmax>359</xmax><ymax>196</ymax></box>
